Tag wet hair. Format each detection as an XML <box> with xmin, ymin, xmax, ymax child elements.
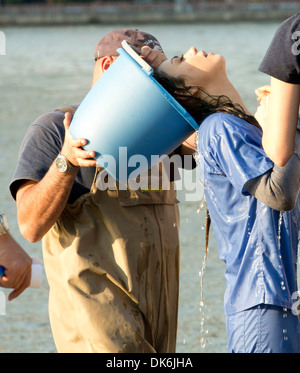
<box><xmin>153</xmin><ymin>69</ymin><xmax>261</xmax><ymax>129</ymax></box>
<box><xmin>153</xmin><ymin>69</ymin><xmax>261</xmax><ymax>253</ymax></box>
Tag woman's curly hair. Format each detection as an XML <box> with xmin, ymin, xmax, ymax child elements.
<box><xmin>153</xmin><ymin>70</ymin><xmax>261</xmax><ymax>129</ymax></box>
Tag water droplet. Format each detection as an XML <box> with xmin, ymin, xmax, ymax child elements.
<box><xmin>281</xmin><ymin>281</ymin><xmax>286</xmax><ymax>290</ymax></box>
<box><xmin>200</xmin><ymin>337</ymin><xmax>206</xmax><ymax>348</ymax></box>
<box><xmin>199</xmin><ymin>250</ymin><xmax>209</xmax><ymax>351</ymax></box>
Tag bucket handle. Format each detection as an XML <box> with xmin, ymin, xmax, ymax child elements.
<box><xmin>121</xmin><ymin>40</ymin><xmax>152</xmax><ymax>74</ymax></box>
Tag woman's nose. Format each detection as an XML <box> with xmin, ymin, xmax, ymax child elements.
<box><xmin>184</xmin><ymin>46</ymin><xmax>198</xmax><ymax>58</ymax></box>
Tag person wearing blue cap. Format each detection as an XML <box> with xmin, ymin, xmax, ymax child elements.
<box><xmin>0</xmin><ymin>212</ymin><xmax>32</xmax><ymax>300</ymax></box>
<box><xmin>10</xmin><ymin>29</ymin><xmax>195</xmax><ymax>353</ymax></box>
<box><xmin>152</xmin><ymin>45</ymin><xmax>300</xmax><ymax>353</ymax></box>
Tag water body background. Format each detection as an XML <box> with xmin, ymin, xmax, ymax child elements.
<box><xmin>0</xmin><ymin>20</ymin><xmax>292</xmax><ymax>353</ymax></box>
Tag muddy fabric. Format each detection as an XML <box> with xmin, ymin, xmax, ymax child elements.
<box><xmin>42</xmin><ymin>168</ymin><xmax>180</xmax><ymax>353</ymax></box>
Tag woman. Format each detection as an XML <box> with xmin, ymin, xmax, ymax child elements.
<box><xmin>153</xmin><ymin>47</ymin><xmax>300</xmax><ymax>353</ymax></box>
<box><xmin>258</xmin><ymin>13</ymin><xmax>300</xmax><ymax>166</ymax></box>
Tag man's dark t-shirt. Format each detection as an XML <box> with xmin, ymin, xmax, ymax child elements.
<box><xmin>259</xmin><ymin>13</ymin><xmax>300</xmax><ymax>84</ymax></box>
<box><xmin>10</xmin><ymin>106</ymin><xmax>95</xmax><ymax>204</ymax></box>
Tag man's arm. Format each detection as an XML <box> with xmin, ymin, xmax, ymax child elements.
<box><xmin>16</xmin><ymin>169</ymin><xmax>76</xmax><ymax>243</ymax></box>
<box><xmin>16</xmin><ymin>113</ymin><xmax>96</xmax><ymax>242</ymax></box>
<box><xmin>262</xmin><ymin>78</ymin><xmax>300</xmax><ymax>166</ymax></box>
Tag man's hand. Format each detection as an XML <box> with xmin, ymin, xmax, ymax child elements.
<box><xmin>61</xmin><ymin>112</ymin><xmax>97</xmax><ymax>167</ymax></box>
<box><xmin>254</xmin><ymin>85</ymin><xmax>271</xmax><ymax>132</ymax></box>
<box><xmin>140</xmin><ymin>46</ymin><xmax>167</xmax><ymax>69</ymax></box>
<box><xmin>255</xmin><ymin>85</ymin><xmax>271</xmax><ymax>102</ymax></box>
<box><xmin>0</xmin><ymin>233</ymin><xmax>32</xmax><ymax>301</ymax></box>
<box><xmin>255</xmin><ymin>95</ymin><xmax>270</xmax><ymax>132</ymax></box>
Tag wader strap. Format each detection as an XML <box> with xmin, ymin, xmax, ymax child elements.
<box><xmin>90</xmin><ymin>167</ymin><xmax>102</xmax><ymax>194</ymax></box>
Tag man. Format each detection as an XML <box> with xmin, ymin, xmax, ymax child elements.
<box><xmin>0</xmin><ymin>212</ymin><xmax>32</xmax><ymax>301</ymax></box>
<box><xmin>10</xmin><ymin>29</ymin><xmax>195</xmax><ymax>353</ymax></box>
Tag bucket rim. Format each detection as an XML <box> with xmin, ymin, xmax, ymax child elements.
<box><xmin>117</xmin><ymin>46</ymin><xmax>199</xmax><ymax>132</ymax></box>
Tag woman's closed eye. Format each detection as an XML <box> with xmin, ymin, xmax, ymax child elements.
<box><xmin>171</xmin><ymin>54</ymin><xmax>184</xmax><ymax>64</ymax></box>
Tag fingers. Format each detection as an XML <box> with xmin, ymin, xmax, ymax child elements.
<box><xmin>8</xmin><ymin>276</ymin><xmax>30</xmax><ymax>301</ymax></box>
<box><xmin>140</xmin><ymin>46</ymin><xmax>152</xmax><ymax>59</ymax></box>
<box><xmin>255</xmin><ymin>85</ymin><xmax>271</xmax><ymax>95</ymax></box>
<box><xmin>61</xmin><ymin>113</ymin><xmax>97</xmax><ymax>167</ymax></box>
<box><xmin>62</xmin><ymin>147</ymin><xmax>96</xmax><ymax>168</ymax></box>
<box><xmin>254</xmin><ymin>94</ymin><xmax>270</xmax><ymax>131</ymax></box>
<box><xmin>70</xmin><ymin>137</ymin><xmax>87</xmax><ymax>149</ymax></box>
<box><xmin>141</xmin><ymin>46</ymin><xmax>167</xmax><ymax>69</ymax></box>
<box><xmin>8</xmin><ymin>288</ymin><xmax>22</xmax><ymax>301</ymax></box>
<box><xmin>63</xmin><ymin>113</ymin><xmax>87</xmax><ymax>149</ymax></box>
<box><xmin>69</xmin><ymin>137</ymin><xmax>96</xmax><ymax>165</ymax></box>
<box><xmin>0</xmin><ymin>261</ymin><xmax>31</xmax><ymax>301</ymax></box>
<box><xmin>72</xmin><ymin>147</ymin><xmax>96</xmax><ymax>167</ymax></box>
<box><xmin>255</xmin><ymin>85</ymin><xmax>271</xmax><ymax>102</ymax></box>
<box><xmin>258</xmin><ymin>84</ymin><xmax>271</xmax><ymax>92</ymax></box>
<box><xmin>63</xmin><ymin>111</ymin><xmax>72</xmax><ymax>131</ymax></box>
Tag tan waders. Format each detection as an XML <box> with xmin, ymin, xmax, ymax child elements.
<box><xmin>42</xmin><ymin>168</ymin><xmax>180</xmax><ymax>353</ymax></box>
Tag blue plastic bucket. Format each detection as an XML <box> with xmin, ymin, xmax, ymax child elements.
<box><xmin>69</xmin><ymin>41</ymin><xmax>198</xmax><ymax>182</ymax></box>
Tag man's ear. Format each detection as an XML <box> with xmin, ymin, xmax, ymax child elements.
<box><xmin>99</xmin><ymin>56</ymin><xmax>115</xmax><ymax>73</ymax></box>
<box><xmin>93</xmin><ymin>56</ymin><xmax>115</xmax><ymax>85</ymax></box>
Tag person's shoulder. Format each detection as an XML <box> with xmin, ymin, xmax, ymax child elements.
<box><xmin>34</xmin><ymin>105</ymin><xmax>78</xmax><ymax>125</ymax></box>
<box><xmin>34</xmin><ymin>110</ymin><xmax>63</xmax><ymax>126</ymax></box>
<box><xmin>280</xmin><ymin>12</ymin><xmax>300</xmax><ymax>31</ymax></box>
<box><xmin>200</xmin><ymin>113</ymin><xmax>260</xmax><ymax>146</ymax></box>
<box><xmin>271</xmin><ymin>13</ymin><xmax>300</xmax><ymax>45</ymax></box>
<box><xmin>198</xmin><ymin>113</ymin><xmax>230</xmax><ymax>151</ymax></box>
<box><xmin>201</xmin><ymin>112</ymin><xmax>243</xmax><ymax>132</ymax></box>
<box><xmin>30</xmin><ymin>104</ymin><xmax>79</xmax><ymax>133</ymax></box>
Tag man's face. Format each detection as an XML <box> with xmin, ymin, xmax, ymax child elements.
<box><xmin>92</xmin><ymin>46</ymin><xmax>167</xmax><ymax>87</ymax></box>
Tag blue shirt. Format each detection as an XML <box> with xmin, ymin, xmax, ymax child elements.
<box><xmin>197</xmin><ymin>113</ymin><xmax>300</xmax><ymax>315</ymax></box>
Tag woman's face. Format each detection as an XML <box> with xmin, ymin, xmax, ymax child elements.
<box><xmin>158</xmin><ymin>47</ymin><xmax>226</xmax><ymax>91</ymax></box>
